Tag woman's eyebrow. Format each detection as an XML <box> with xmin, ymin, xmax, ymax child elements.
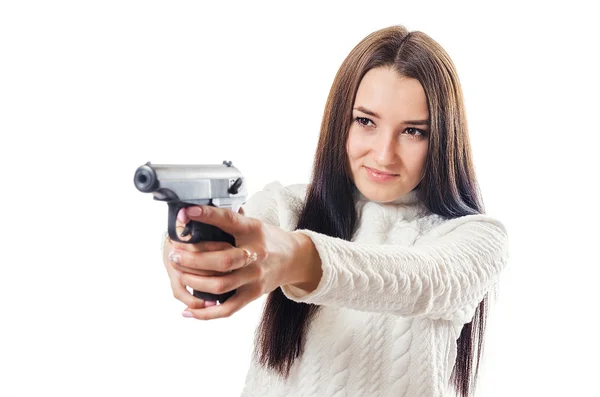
<box><xmin>354</xmin><ymin>106</ymin><xmax>381</xmax><ymax>119</ymax></box>
<box><xmin>404</xmin><ymin>119</ymin><xmax>430</xmax><ymax>126</ymax></box>
<box><xmin>353</xmin><ymin>106</ymin><xmax>430</xmax><ymax>125</ymax></box>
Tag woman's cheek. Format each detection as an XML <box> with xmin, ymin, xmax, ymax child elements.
<box><xmin>346</xmin><ymin>129</ymin><xmax>368</xmax><ymax>162</ymax></box>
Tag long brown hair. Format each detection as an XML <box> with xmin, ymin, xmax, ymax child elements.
<box><xmin>254</xmin><ymin>25</ymin><xmax>488</xmax><ymax>397</ymax></box>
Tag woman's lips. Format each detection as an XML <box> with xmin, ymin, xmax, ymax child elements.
<box><xmin>365</xmin><ymin>166</ymin><xmax>399</xmax><ymax>182</ymax></box>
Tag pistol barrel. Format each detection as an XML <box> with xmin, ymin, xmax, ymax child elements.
<box><xmin>134</xmin><ymin>163</ymin><xmax>158</xmax><ymax>193</ymax></box>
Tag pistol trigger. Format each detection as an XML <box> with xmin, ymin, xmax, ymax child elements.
<box><xmin>181</xmin><ymin>223</ymin><xmax>192</xmax><ymax>237</ymax></box>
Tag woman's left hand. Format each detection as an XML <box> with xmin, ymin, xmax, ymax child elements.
<box><xmin>168</xmin><ymin>205</ymin><xmax>314</xmax><ymax>320</ymax></box>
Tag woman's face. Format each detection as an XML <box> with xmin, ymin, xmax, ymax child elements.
<box><xmin>346</xmin><ymin>66</ymin><xmax>429</xmax><ymax>203</ymax></box>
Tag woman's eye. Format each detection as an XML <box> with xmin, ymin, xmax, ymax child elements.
<box><xmin>355</xmin><ymin>117</ymin><xmax>373</xmax><ymax>128</ymax></box>
<box><xmin>354</xmin><ymin>118</ymin><xmax>427</xmax><ymax>137</ymax></box>
<box><xmin>405</xmin><ymin>127</ymin><xmax>426</xmax><ymax>137</ymax></box>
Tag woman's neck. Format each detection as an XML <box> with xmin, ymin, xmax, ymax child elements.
<box><xmin>352</xmin><ymin>185</ymin><xmax>421</xmax><ymax>206</ymax></box>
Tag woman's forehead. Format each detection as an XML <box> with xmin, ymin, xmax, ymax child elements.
<box><xmin>354</xmin><ymin>67</ymin><xmax>429</xmax><ymax>122</ymax></box>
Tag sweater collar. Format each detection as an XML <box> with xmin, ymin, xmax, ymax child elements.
<box><xmin>352</xmin><ymin>185</ymin><xmax>421</xmax><ymax>206</ymax></box>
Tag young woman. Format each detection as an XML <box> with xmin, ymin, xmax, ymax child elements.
<box><xmin>162</xmin><ymin>25</ymin><xmax>509</xmax><ymax>397</ymax></box>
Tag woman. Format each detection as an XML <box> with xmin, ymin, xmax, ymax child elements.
<box><xmin>162</xmin><ymin>25</ymin><xmax>509</xmax><ymax>397</ymax></box>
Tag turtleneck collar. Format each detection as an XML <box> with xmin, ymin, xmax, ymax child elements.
<box><xmin>352</xmin><ymin>185</ymin><xmax>422</xmax><ymax>206</ymax></box>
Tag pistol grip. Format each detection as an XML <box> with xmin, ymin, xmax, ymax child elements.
<box><xmin>167</xmin><ymin>202</ymin><xmax>237</xmax><ymax>303</ymax></box>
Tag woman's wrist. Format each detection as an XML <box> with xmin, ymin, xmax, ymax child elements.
<box><xmin>284</xmin><ymin>231</ymin><xmax>323</xmax><ymax>294</ymax></box>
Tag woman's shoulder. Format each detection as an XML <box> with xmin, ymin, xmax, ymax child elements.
<box><xmin>422</xmin><ymin>212</ymin><xmax>507</xmax><ymax>236</ymax></box>
<box><xmin>415</xmin><ymin>211</ymin><xmax>509</xmax><ymax>251</ymax></box>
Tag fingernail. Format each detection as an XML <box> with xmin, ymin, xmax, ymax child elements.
<box><xmin>182</xmin><ymin>310</ymin><xmax>194</xmax><ymax>318</ymax></box>
<box><xmin>169</xmin><ymin>251</ymin><xmax>181</xmax><ymax>265</ymax></box>
<box><xmin>205</xmin><ymin>301</ymin><xmax>217</xmax><ymax>307</ymax></box>
<box><xmin>177</xmin><ymin>208</ymin><xmax>187</xmax><ymax>223</ymax></box>
<box><xmin>187</xmin><ymin>207</ymin><xmax>202</xmax><ymax>217</ymax></box>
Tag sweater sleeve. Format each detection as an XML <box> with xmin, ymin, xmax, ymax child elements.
<box><xmin>241</xmin><ymin>181</ymin><xmax>307</xmax><ymax>232</ymax></box>
<box><xmin>240</xmin><ymin>182</ymin><xmax>281</xmax><ymax>227</ymax></box>
<box><xmin>280</xmin><ymin>214</ymin><xmax>509</xmax><ymax>322</ymax></box>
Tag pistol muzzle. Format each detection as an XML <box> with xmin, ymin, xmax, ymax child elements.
<box><xmin>134</xmin><ymin>162</ymin><xmax>158</xmax><ymax>193</ymax></box>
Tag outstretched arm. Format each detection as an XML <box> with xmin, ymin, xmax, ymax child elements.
<box><xmin>281</xmin><ymin>214</ymin><xmax>509</xmax><ymax>322</ymax></box>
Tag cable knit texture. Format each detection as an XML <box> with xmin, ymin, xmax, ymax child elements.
<box><xmin>161</xmin><ymin>181</ymin><xmax>509</xmax><ymax>397</ymax></box>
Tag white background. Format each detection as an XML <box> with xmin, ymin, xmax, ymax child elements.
<box><xmin>1</xmin><ymin>1</ymin><xmax>598</xmax><ymax>396</ymax></box>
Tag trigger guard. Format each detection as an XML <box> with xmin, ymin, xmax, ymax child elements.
<box><xmin>167</xmin><ymin>202</ymin><xmax>201</xmax><ymax>244</ymax></box>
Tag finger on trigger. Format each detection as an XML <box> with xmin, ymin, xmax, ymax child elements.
<box><xmin>174</xmin><ymin>208</ymin><xmax>193</xmax><ymax>242</ymax></box>
<box><xmin>177</xmin><ymin>208</ymin><xmax>188</xmax><ymax>224</ymax></box>
<box><xmin>175</xmin><ymin>225</ymin><xmax>192</xmax><ymax>242</ymax></box>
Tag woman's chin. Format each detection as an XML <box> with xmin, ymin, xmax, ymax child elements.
<box><xmin>358</xmin><ymin>184</ymin><xmax>402</xmax><ymax>203</ymax></box>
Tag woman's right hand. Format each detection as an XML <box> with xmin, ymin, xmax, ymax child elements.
<box><xmin>162</xmin><ymin>208</ymin><xmax>242</xmax><ymax>310</ymax></box>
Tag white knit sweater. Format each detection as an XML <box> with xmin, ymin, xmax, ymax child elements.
<box><xmin>237</xmin><ymin>181</ymin><xmax>510</xmax><ymax>397</ymax></box>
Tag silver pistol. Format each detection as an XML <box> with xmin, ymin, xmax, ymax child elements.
<box><xmin>134</xmin><ymin>160</ymin><xmax>248</xmax><ymax>303</ymax></box>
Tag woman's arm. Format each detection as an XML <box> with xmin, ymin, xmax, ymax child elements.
<box><xmin>239</xmin><ymin>184</ymin><xmax>281</xmax><ymax>227</ymax></box>
<box><xmin>281</xmin><ymin>214</ymin><xmax>509</xmax><ymax>322</ymax></box>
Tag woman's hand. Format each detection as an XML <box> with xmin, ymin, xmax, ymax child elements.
<box><xmin>166</xmin><ymin>205</ymin><xmax>321</xmax><ymax>320</ymax></box>
<box><xmin>162</xmin><ymin>208</ymin><xmax>234</xmax><ymax>311</ymax></box>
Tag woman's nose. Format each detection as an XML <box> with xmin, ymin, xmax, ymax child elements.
<box><xmin>373</xmin><ymin>132</ymin><xmax>397</xmax><ymax>166</ymax></box>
